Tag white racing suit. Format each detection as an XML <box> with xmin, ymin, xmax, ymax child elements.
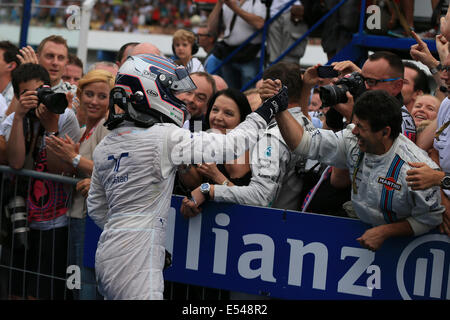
<box><xmin>86</xmin><ymin>113</ymin><xmax>266</xmax><ymax>300</ymax></box>
<box><xmin>294</xmin><ymin>124</ymin><xmax>444</xmax><ymax>234</ymax></box>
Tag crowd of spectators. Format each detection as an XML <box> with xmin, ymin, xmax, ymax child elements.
<box><xmin>0</xmin><ymin>0</ymin><xmax>449</xmax><ymax>301</ymax></box>
<box><xmin>0</xmin><ymin>0</ymin><xmax>204</xmax><ymax>34</ymax></box>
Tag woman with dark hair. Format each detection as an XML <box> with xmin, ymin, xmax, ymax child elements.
<box><xmin>175</xmin><ymin>88</ymin><xmax>253</xmax><ymax>300</ymax></box>
<box><xmin>178</xmin><ymin>88</ymin><xmax>253</xmax><ymax>190</ymax></box>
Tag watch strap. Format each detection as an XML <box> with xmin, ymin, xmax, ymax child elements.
<box><xmin>200</xmin><ymin>183</ymin><xmax>211</xmax><ymax>200</ymax></box>
<box><xmin>430</xmin><ymin>63</ymin><xmax>442</xmax><ymax>75</ymax></box>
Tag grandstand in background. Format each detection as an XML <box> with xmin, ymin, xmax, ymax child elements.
<box><xmin>0</xmin><ymin>1</ymin><xmax>440</xmax><ymax>70</ymax></box>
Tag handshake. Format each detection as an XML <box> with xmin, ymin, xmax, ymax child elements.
<box><xmin>255</xmin><ymin>82</ymin><xmax>289</xmax><ymax>124</ymax></box>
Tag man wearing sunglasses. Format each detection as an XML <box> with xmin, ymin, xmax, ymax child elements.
<box><xmin>333</xmin><ymin>51</ymin><xmax>417</xmax><ymax>144</ymax></box>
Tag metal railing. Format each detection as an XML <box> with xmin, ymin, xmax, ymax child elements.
<box><xmin>0</xmin><ymin>165</ymin><xmax>80</xmax><ymax>299</ymax></box>
<box><xmin>210</xmin><ymin>0</ymin><xmax>350</xmax><ymax>91</ymax></box>
<box><xmin>0</xmin><ymin>165</ymin><xmax>230</xmax><ymax>300</ymax></box>
<box><xmin>1</xmin><ymin>166</ymin><xmax>448</xmax><ymax>300</ymax></box>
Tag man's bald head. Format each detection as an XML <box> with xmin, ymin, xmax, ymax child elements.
<box><xmin>131</xmin><ymin>43</ymin><xmax>161</xmax><ymax>56</ymax></box>
<box><xmin>212</xmin><ymin>74</ymin><xmax>228</xmax><ymax>91</ymax></box>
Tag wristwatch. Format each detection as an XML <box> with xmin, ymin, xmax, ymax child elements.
<box><xmin>200</xmin><ymin>183</ymin><xmax>211</xmax><ymax>200</ymax></box>
<box><xmin>429</xmin><ymin>63</ymin><xmax>442</xmax><ymax>75</ymax></box>
<box><xmin>45</xmin><ymin>131</ymin><xmax>59</xmax><ymax>137</ymax></box>
<box><xmin>72</xmin><ymin>154</ymin><xmax>81</xmax><ymax>168</ymax></box>
<box><xmin>441</xmin><ymin>174</ymin><xmax>450</xmax><ymax>190</ymax></box>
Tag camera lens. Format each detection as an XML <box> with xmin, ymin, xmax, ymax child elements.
<box><xmin>319</xmin><ymin>84</ymin><xmax>349</xmax><ymax>106</ymax></box>
<box><xmin>7</xmin><ymin>196</ymin><xmax>29</xmax><ymax>249</ymax></box>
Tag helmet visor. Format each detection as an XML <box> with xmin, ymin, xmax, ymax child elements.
<box><xmin>170</xmin><ymin>67</ymin><xmax>197</xmax><ymax>93</ymax></box>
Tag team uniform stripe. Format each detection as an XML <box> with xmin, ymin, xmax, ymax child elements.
<box><xmin>139</xmin><ymin>56</ymin><xmax>176</xmax><ymax>74</ymax></box>
<box><xmin>379</xmin><ymin>155</ymin><xmax>405</xmax><ymax>223</ymax></box>
<box><xmin>404</xmin><ymin>131</ymin><xmax>416</xmax><ymax>143</ymax></box>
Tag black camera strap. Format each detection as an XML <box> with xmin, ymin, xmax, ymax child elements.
<box><xmin>22</xmin><ymin>116</ymin><xmax>42</xmax><ymax>161</ymax></box>
<box><xmin>224</xmin><ymin>0</ymin><xmax>256</xmax><ymax>40</ymax></box>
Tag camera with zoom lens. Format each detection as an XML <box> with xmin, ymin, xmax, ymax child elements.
<box><xmin>319</xmin><ymin>72</ymin><xmax>366</xmax><ymax>107</ymax></box>
<box><xmin>27</xmin><ymin>85</ymin><xmax>68</xmax><ymax>118</ymax></box>
<box><xmin>6</xmin><ymin>196</ymin><xmax>29</xmax><ymax>249</ymax></box>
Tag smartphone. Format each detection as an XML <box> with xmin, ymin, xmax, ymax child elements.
<box><xmin>317</xmin><ymin>65</ymin><xmax>339</xmax><ymax>78</ymax></box>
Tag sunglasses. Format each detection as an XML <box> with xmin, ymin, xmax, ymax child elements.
<box><xmin>362</xmin><ymin>76</ymin><xmax>401</xmax><ymax>87</ymax></box>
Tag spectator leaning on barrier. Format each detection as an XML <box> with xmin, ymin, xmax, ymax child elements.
<box><xmin>3</xmin><ymin>63</ymin><xmax>81</xmax><ymax>299</ymax></box>
<box><xmin>407</xmin><ymin>52</ymin><xmax>450</xmax><ymax>237</ymax></box>
<box><xmin>86</xmin><ymin>54</ymin><xmax>288</xmax><ymax>300</ymax></box>
<box><xmin>274</xmin><ymin>88</ymin><xmax>444</xmax><ymax>251</ymax></box>
<box><xmin>178</xmin><ymin>88</ymin><xmax>253</xmax><ymax>194</ymax></box>
<box><xmin>10</xmin><ymin>35</ymin><xmax>77</xmax><ymax>124</ymax></box>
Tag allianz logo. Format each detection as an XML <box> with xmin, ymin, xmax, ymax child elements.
<box><xmin>166</xmin><ymin>210</ymin><xmax>450</xmax><ymax>300</ymax></box>
<box><xmin>396</xmin><ymin>234</ymin><xmax>450</xmax><ymax>300</ymax></box>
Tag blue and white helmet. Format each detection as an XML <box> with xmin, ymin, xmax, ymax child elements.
<box><xmin>113</xmin><ymin>54</ymin><xmax>196</xmax><ymax>127</ymax></box>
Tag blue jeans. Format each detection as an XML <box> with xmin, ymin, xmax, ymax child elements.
<box><xmin>220</xmin><ymin>58</ymin><xmax>260</xmax><ymax>90</ymax></box>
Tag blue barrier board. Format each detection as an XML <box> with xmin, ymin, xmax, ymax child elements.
<box><xmin>84</xmin><ymin>195</ymin><xmax>450</xmax><ymax>300</ymax></box>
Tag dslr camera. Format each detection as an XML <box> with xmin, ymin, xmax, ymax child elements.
<box><xmin>27</xmin><ymin>85</ymin><xmax>68</xmax><ymax>117</ymax></box>
<box><xmin>319</xmin><ymin>72</ymin><xmax>366</xmax><ymax>107</ymax></box>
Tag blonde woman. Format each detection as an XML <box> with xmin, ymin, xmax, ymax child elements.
<box><xmin>45</xmin><ymin>69</ymin><xmax>114</xmax><ymax>299</ymax></box>
<box><xmin>172</xmin><ymin>29</ymin><xmax>205</xmax><ymax>73</ymax></box>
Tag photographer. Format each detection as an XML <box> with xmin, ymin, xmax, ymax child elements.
<box><xmin>327</xmin><ymin>51</ymin><xmax>417</xmax><ymax>143</ymax></box>
<box><xmin>3</xmin><ymin>63</ymin><xmax>80</xmax><ymax>299</ymax></box>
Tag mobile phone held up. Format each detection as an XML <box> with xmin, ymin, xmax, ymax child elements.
<box><xmin>317</xmin><ymin>65</ymin><xmax>339</xmax><ymax>78</ymax></box>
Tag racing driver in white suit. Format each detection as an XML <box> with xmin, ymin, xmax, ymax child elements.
<box><xmin>86</xmin><ymin>54</ymin><xmax>288</xmax><ymax>300</ymax></box>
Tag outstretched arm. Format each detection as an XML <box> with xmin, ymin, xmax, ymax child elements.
<box><xmin>260</xmin><ymin>78</ymin><xmax>305</xmax><ymax>151</ymax></box>
<box><xmin>275</xmin><ymin>110</ymin><xmax>304</xmax><ymax>151</ymax></box>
